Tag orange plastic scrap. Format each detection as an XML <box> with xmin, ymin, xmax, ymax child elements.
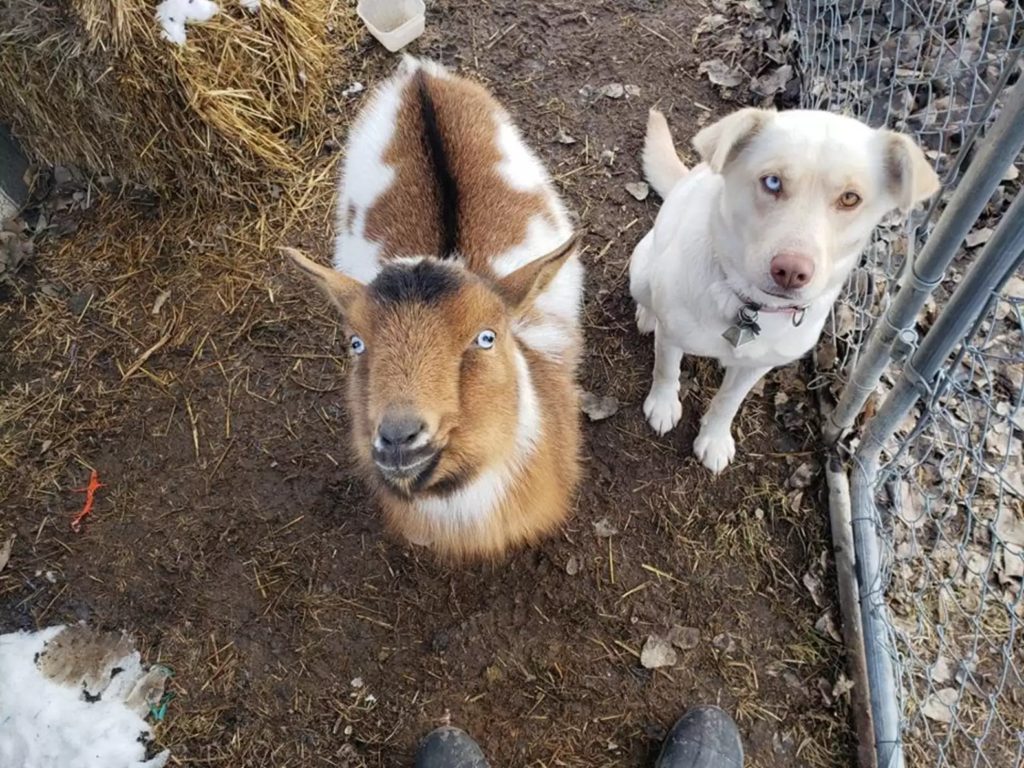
<box><xmin>70</xmin><ymin>470</ymin><xmax>104</xmax><ymax>532</ymax></box>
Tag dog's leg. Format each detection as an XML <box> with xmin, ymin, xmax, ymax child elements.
<box><xmin>694</xmin><ymin>364</ymin><xmax>771</xmax><ymax>473</ymax></box>
<box><xmin>643</xmin><ymin>324</ymin><xmax>685</xmax><ymax>435</ymax></box>
<box><xmin>635</xmin><ymin>304</ymin><xmax>656</xmax><ymax>335</ymax></box>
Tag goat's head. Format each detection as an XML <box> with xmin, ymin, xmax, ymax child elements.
<box><xmin>284</xmin><ymin>239</ymin><xmax>577</xmax><ymax>498</ymax></box>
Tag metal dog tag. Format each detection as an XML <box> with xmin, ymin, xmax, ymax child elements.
<box><xmin>722</xmin><ymin>303</ymin><xmax>761</xmax><ymax>349</ymax></box>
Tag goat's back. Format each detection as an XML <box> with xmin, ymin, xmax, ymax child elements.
<box><xmin>333</xmin><ymin>58</ymin><xmax>574</xmax><ymax>286</ymax></box>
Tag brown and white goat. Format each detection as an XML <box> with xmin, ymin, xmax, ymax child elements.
<box><xmin>285</xmin><ymin>57</ymin><xmax>584</xmax><ymax>561</ymax></box>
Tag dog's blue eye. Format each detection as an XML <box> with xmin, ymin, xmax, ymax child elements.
<box><xmin>351</xmin><ymin>336</ymin><xmax>366</xmax><ymax>355</ymax></box>
<box><xmin>762</xmin><ymin>175</ymin><xmax>783</xmax><ymax>194</ymax></box>
<box><xmin>476</xmin><ymin>330</ymin><xmax>496</xmax><ymax>349</ymax></box>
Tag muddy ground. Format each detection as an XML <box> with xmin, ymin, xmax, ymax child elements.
<box><xmin>0</xmin><ymin>1</ymin><xmax>854</xmax><ymax>766</ymax></box>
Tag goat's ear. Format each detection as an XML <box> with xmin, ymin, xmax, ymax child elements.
<box><xmin>880</xmin><ymin>131</ymin><xmax>941</xmax><ymax>213</ymax></box>
<box><xmin>692</xmin><ymin>107</ymin><xmax>772</xmax><ymax>173</ymax></box>
<box><xmin>281</xmin><ymin>247</ymin><xmax>363</xmax><ymax>315</ymax></box>
<box><xmin>496</xmin><ymin>233</ymin><xmax>580</xmax><ymax>315</ymax></box>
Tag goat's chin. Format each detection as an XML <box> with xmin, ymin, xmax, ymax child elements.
<box><xmin>373</xmin><ymin>449</ymin><xmax>443</xmax><ymax>498</ymax></box>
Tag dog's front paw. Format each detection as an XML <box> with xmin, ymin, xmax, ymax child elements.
<box><xmin>644</xmin><ymin>389</ymin><xmax>682</xmax><ymax>436</ymax></box>
<box><xmin>635</xmin><ymin>305</ymin><xmax>656</xmax><ymax>335</ymax></box>
<box><xmin>693</xmin><ymin>428</ymin><xmax>735</xmax><ymax>474</ymax></box>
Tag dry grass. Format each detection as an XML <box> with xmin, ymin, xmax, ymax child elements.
<box><xmin>0</xmin><ymin>0</ymin><xmax>362</xmax><ymax>204</ymax></box>
<box><xmin>0</xmin><ymin>4</ymin><xmax>857</xmax><ymax>766</ymax></box>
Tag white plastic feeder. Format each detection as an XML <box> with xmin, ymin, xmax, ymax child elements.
<box><xmin>357</xmin><ymin>0</ymin><xmax>426</xmax><ymax>53</ymax></box>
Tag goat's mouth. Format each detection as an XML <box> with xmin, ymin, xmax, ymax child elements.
<box><xmin>372</xmin><ymin>446</ymin><xmax>442</xmax><ymax>491</ymax></box>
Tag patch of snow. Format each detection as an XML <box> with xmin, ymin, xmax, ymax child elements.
<box><xmin>0</xmin><ymin>624</ymin><xmax>171</xmax><ymax>768</ymax></box>
<box><xmin>155</xmin><ymin>0</ymin><xmax>220</xmax><ymax>46</ymax></box>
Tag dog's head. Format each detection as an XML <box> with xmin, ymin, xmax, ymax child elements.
<box><xmin>694</xmin><ymin>108</ymin><xmax>940</xmax><ymax>306</ymax></box>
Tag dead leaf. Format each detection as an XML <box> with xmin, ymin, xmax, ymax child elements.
<box><xmin>752</xmin><ymin>65</ymin><xmax>793</xmax><ymax>98</ymax></box>
<box><xmin>625</xmin><ymin>182</ymin><xmax>649</xmax><ymax>201</ymax></box>
<box><xmin>832</xmin><ymin>674</ymin><xmax>855</xmax><ymax>699</ymax></box>
<box><xmin>581</xmin><ymin>392</ymin><xmax>620</xmax><ymax>421</ymax></box>
<box><xmin>0</xmin><ymin>535</ymin><xmax>13</xmax><ymax>572</ymax></box>
<box><xmin>712</xmin><ymin>633</ymin><xmax>737</xmax><ymax>654</ymax></box>
<box><xmin>921</xmin><ymin>688</ymin><xmax>957</xmax><ymax>724</ymax></box>
<box><xmin>995</xmin><ymin>507</ymin><xmax>1024</xmax><ymax>547</ymax></box>
<box><xmin>789</xmin><ymin>462</ymin><xmax>816</xmax><ymax>490</ymax></box>
<box><xmin>555</xmin><ymin>129</ymin><xmax>577</xmax><ymax>145</ymax></box>
<box><xmin>593</xmin><ymin>518</ymin><xmax>618</xmax><ymax>538</ymax></box>
<box><xmin>624</xmin><ymin>85</ymin><xmax>641</xmax><ymax>98</ymax></box>
<box><xmin>599</xmin><ymin>83</ymin><xmax>625</xmax><ymax>99</ymax></box>
<box><xmin>699</xmin><ymin>59</ymin><xmax>744</xmax><ymax>88</ymax></box>
<box><xmin>803</xmin><ymin>571</ymin><xmax>827</xmax><ymax>608</ymax></box>
<box><xmin>666</xmin><ymin>625</ymin><xmax>700</xmax><ymax>651</ymax></box>
<box><xmin>565</xmin><ymin>555</ymin><xmax>580</xmax><ymax>576</ymax></box>
<box><xmin>640</xmin><ymin>635</ymin><xmax>677</xmax><ymax>669</ymax></box>
<box><xmin>1000</xmin><ymin>543</ymin><xmax>1024</xmax><ymax>583</ymax></box>
<box><xmin>930</xmin><ymin>656</ymin><xmax>954</xmax><ymax>684</ymax></box>
<box><xmin>815</xmin><ymin>611</ymin><xmax>842</xmax><ymax>643</ymax></box>
<box><xmin>816</xmin><ymin>341</ymin><xmax>837</xmax><ymax>370</ymax></box>
<box><xmin>151</xmin><ymin>289</ymin><xmax>171</xmax><ymax>315</ymax></box>
<box><xmin>965</xmin><ymin>228</ymin><xmax>993</xmax><ymax>248</ymax></box>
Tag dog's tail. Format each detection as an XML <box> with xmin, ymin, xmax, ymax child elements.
<box><xmin>642</xmin><ymin>109</ymin><xmax>689</xmax><ymax>199</ymax></box>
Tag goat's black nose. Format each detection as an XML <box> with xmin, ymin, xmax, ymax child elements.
<box><xmin>377</xmin><ymin>413</ymin><xmax>427</xmax><ymax>448</ymax></box>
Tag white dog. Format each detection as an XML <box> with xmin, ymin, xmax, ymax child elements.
<box><xmin>630</xmin><ymin>107</ymin><xmax>940</xmax><ymax>473</ymax></box>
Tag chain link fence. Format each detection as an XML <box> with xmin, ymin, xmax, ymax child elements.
<box><xmin>785</xmin><ymin>0</ymin><xmax>1024</xmax><ymax>765</ymax></box>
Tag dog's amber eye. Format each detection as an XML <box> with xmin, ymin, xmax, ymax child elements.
<box><xmin>838</xmin><ymin>191</ymin><xmax>861</xmax><ymax>209</ymax></box>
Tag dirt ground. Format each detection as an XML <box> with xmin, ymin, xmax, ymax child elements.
<box><xmin>0</xmin><ymin>1</ymin><xmax>855</xmax><ymax>766</ymax></box>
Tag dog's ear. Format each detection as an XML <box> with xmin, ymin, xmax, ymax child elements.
<box><xmin>692</xmin><ymin>108</ymin><xmax>773</xmax><ymax>174</ymax></box>
<box><xmin>880</xmin><ymin>131</ymin><xmax>941</xmax><ymax>213</ymax></box>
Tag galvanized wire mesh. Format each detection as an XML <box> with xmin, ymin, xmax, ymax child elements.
<box><xmin>786</xmin><ymin>0</ymin><xmax>1024</xmax><ymax>764</ymax></box>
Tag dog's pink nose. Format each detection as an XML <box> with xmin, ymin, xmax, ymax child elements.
<box><xmin>770</xmin><ymin>253</ymin><xmax>815</xmax><ymax>290</ymax></box>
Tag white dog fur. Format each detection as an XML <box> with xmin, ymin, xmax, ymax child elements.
<box><xmin>630</xmin><ymin>107</ymin><xmax>940</xmax><ymax>473</ymax></box>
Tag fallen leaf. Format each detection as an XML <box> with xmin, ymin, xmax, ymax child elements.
<box><xmin>803</xmin><ymin>571</ymin><xmax>827</xmax><ymax>608</ymax></box>
<box><xmin>599</xmin><ymin>83</ymin><xmax>625</xmax><ymax>99</ymax></box>
<box><xmin>640</xmin><ymin>635</ymin><xmax>678</xmax><ymax>669</ymax></box>
<box><xmin>624</xmin><ymin>85</ymin><xmax>641</xmax><ymax>97</ymax></box>
<box><xmin>151</xmin><ymin>289</ymin><xmax>171</xmax><ymax>315</ymax></box>
<box><xmin>581</xmin><ymin>391</ymin><xmax>620</xmax><ymax>421</ymax></box>
<box><xmin>1000</xmin><ymin>543</ymin><xmax>1024</xmax><ymax>583</ymax></box>
<box><xmin>593</xmin><ymin>518</ymin><xmax>618</xmax><ymax>538</ymax></box>
<box><xmin>555</xmin><ymin>129</ymin><xmax>577</xmax><ymax>145</ymax></box>
<box><xmin>921</xmin><ymin>688</ymin><xmax>957</xmax><ymax>723</ymax></box>
<box><xmin>712</xmin><ymin>633</ymin><xmax>737</xmax><ymax>654</ymax></box>
<box><xmin>789</xmin><ymin>462</ymin><xmax>816</xmax><ymax>489</ymax></box>
<box><xmin>815</xmin><ymin>611</ymin><xmax>842</xmax><ymax>643</ymax></box>
<box><xmin>565</xmin><ymin>555</ymin><xmax>581</xmax><ymax>576</ymax></box>
<box><xmin>832</xmin><ymin>674</ymin><xmax>855</xmax><ymax>699</ymax></box>
<box><xmin>752</xmin><ymin>65</ymin><xmax>793</xmax><ymax>98</ymax></box>
<box><xmin>930</xmin><ymin>656</ymin><xmax>954</xmax><ymax>684</ymax></box>
<box><xmin>0</xmin><ymin>535</ymin><xmax>13</xmax><ymax>572</ymax></box>
<box><xmin>965</xmin><ymin>227</ymin><xmax>993</xmax><ymax>248</ymax></box>
<box><xmin>699</xmin><ymin>59</ymin><xmax>744</xmax><ymax>88</ymax></box>
<box><xmin>666</xmin><ymin>625</ymin><xmax>700</xmax><ymax>651</ymax></box>
<box><xmin>625</xmin><ymin>182</ymin><xmax>649</xmax><ymax>201</ymax></box>
<box><xmin>995</xmin><ymin>507</ymin><xmax>1024</xmax><ymax>547</ymax></box>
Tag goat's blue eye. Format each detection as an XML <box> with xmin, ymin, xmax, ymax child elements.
<box><xmin>351</xmin><ymin>335</ymin><xmax>366</xmax><ymax>355</ymax></box>
<box><xmin>761</xmin><ymin>175</ymin><xmax>783</xmax><ymax>194</ymax></box>
<box><xmin>476</xmin><ymin>330</ymin><xmax>496</xmax><ymax>349</ymax></box>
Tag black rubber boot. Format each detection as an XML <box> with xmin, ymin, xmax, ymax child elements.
<box><xmin>654</xmin><ymin>706</ymin><xmax>744</xmax><ymax>768</ymax></box>
<box><xmin>415</xmin><ymin>727</ymin><xmax>491</xmax><ymax>768</ymax></box>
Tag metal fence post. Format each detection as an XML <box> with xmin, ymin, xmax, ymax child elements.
<box><xmin>824</xmin><ymin>81</ymin><xmax>1024</xmax><ymax>443</ymax></box>
<box><xmin>851</xmin><ymin>185</ymin><xmax>1024</xmax><ymax>768</ymax></box>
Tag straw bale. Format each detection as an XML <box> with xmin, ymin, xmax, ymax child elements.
<box><xmin>0</xmin><ymin>0</ymin><xmax>361</xmax><ymax>204</ymax></box>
